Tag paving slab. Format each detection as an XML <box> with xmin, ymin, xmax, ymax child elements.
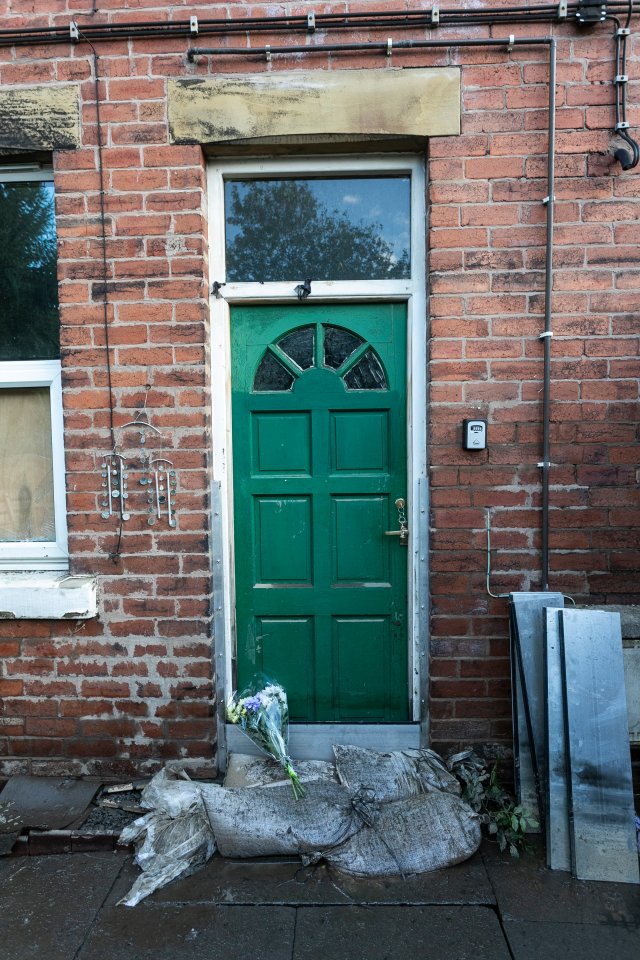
<box><xmin>0</xmin><ymin>856</ymin><xmax>21</xmax><ymax>879</ymax></box>
<box><xmin>77</xmin><ymin>904</ymin><xmax>296</xmax><ymax>960</ymax></box>
<box><xmin>293</xmin><ymin>905</ymin><xmax>511</xmax><ymax>960</ymax></box>
<box><xmin>0</xmin><ymin>776</ymin><xmax>100</xmax><ymax>830</ymax></box>
<box><xmin>109</xmin><ymin>851</ymin><xmax>494</xmax><ymax>907</ymax></box>
<box><xmin>504</xmin><ymin>920</ymin><xmax>640</xmax><ymax>960</ymax></box>
<box><xmin>482</xmin><ymin>843</ymin><xmax>640</xmax><ymax>926</ymax></box>
<box><xmin>0</xmin><ymin>853</ymin><xmax>125</xmax><ymax>960</ymax></box>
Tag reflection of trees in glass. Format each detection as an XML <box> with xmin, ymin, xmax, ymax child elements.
<box><xmin>226</xmin><ymin>181</ymin><xmax>410</xmax><ymax>282</ymax></box>
<box><xmin>0</xmin><ymin>183</ymin><xmax>59</xmax><ymax>361</ymax></box>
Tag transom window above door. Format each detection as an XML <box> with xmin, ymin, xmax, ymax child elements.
<box><xmin>224</xmin><ymin>176</ymin><xmax>411</xmax><ymax>282</ymax></box>
<box><xmin>253</xmin><ymin>323</ymin><xmax>388</xmax><ymax>392</ymax></box>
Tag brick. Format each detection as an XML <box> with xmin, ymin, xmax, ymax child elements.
<box><xmin>2</xmin><ymin>8</ymin><xmax>640</xmax><ymax>774</ymax></box>
<box><xmin>465</xmin><ymin>156</ymin><xmax>524</xmax><ymax>179</ymax></box>
<box><xmin>81</xmin><ymin>681</ymin><xmax>131</xmax><ymax>699</ymax></box>
<box><xmin>0</xmin><ymin>641</ymin><xmax>20</xmax><ymax>657</ymax></box>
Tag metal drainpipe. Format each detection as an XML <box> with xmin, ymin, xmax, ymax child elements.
<box><xmin>541</xmin><ymin>38</ymin><xmax>557</xmax><ymax>592</ymax></box>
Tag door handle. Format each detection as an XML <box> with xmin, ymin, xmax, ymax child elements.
<box><xmin>385</xmin><ymin>498</ymin><xmax>409</xmax><ymax>546</ymax></box>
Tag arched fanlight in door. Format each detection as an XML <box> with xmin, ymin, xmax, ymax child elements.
<box><xmin>252</xmin><ymin>323</ymin><xmax>388</xmax><ymax>392</ymax></box>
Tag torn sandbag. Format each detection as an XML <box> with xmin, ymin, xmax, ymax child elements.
<box><xmin>333</xmin><ymin>745</ymin><xmax>461</xmax><ymax>802</ymax></box>
<box><xmin>223</xmin><ymin>752</ymin><xmax>337</xmax><ymax>789</ymax></box>
<box><xmin>200</xmin><ymin>780</ymin><xmax>360</xmax><ymax>858</ymax></box>
<box><xmin>311</xmin><ymin>790</ymin><xmax>481</xmax><ymax>878</ymax></box>
<box><xmin>118</xmin><ymin>768</ymin><xmax>216</xmax><ymax>907</ymax></box>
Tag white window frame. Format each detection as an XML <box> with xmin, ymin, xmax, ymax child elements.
<box><xmin>0</xmin><ymin>166</ymin><xmax>68</xmax><ymax>571</ymax></box>
<box><xmin>208</xmin><ymin>154</ymin><xmax>428</xmax><ymax>755</ymax></box>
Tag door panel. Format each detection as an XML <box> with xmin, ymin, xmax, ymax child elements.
<box><xmin>255</xmin><ymin>616</ymin><xmax>316</xmax><ymax>719</ymax></box>
<box><xmin>253</xmin><ymin>496</ymin><xmax>312</xmax><ymax>583</ymax></box>
<box><xmin>252</xmin><ymin>412</ymin><xmax>311</xmax><ymax>474</ymax></box>
<box><xmin>232</xmin><ymin>303</ymin><xmax>407</xmax><ymax>721</ymax></box>
<box><xmin>334</xmin><ymin>616</ymin><xmax>390</xmax><ymax>720</ymax></box>
<box><xmin>331</xmin><ymin>496</ymin><xmax>389</xmax><ymax>583</ymax></box>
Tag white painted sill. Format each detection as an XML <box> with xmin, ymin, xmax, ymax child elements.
<box><xmin>0</xmin><ymin>574</ymin><xmax>98</xmax><ymax>620</ymax></box>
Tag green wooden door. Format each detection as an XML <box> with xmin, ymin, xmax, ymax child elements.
<box><xmin>231</xmin><ymin>303</ymin><xmax>408</xmax><ymax>721</ymax></box>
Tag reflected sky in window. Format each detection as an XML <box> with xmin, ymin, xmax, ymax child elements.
<box><xmin>224</xmin><ymin>176</ymin><xmax>411</xmax><ymax>282</ymax></box>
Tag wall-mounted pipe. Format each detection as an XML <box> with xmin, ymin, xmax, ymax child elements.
<box><xmin>188</xmin><ymin>36</ymin><xmax>554</xmax><ymax>59</ymax></box>
<box><xmin>611</xmin><ymin>4</ymin><xmax>640</xmax><ymax>168</ymax></box>
<box><xmin>0</xmin><ymin>2</ymin><xmax>635</xmax><ymax>167</ymax></box>
<box><xmin>0</xmin><ymin>3</ymin><xmax>636</xmax><ymax>47</ymax></box>
<box><xmin>540</xmin><ymin>39</ymin><xmax>557</xmax><ymax>592</ymax></box>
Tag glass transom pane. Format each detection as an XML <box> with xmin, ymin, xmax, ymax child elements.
<box><xmin>277</xmin><ymin>326</ymin><xmax>315</xmax><ymax>370</ymax></box>
<box><xmin>225</xmin><ymin>176</ymin><xmax>411</xmax><ymax>282</ymax></box>
<box><xmin>323</xmin><ymin>325</ymin><xmax>363</xmax><ymax>370</ymax></box>
<box><xmin>0</xmin><ymin>181</ymin><xmax>59</xmax><ymax>361</ymax></box>
<box><xmin>253</xmin><ymin>351</ymin><xmax>295</xmax><ymax>392</ymax></box>
<box><xmin>344</xmin><ymin>350</ymin><xmax>388</xmax><ymax>390</ymax></box>
<box><xmin>0</xmin><ymin>387</ymin><xmax>55</xmax><ymax>541</ymax></box>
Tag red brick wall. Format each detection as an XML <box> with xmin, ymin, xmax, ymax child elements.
<box><xmin>0</xmin><ymin>1</ymin><xmax>638</xmax><ymax>775</ymax></box>
<box><xmin>427</xmin><ymin>18</ymin><xmax>640</xmax><ymax>751</ymax></box>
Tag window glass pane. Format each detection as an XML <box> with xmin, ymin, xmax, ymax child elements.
<box><xmin>344</xmin><ymin>350</ymin><xmax>388</xmax><ymax>391</ymax></box>
<box><xmin>0</xmin><ymin>387</ymin><xmax>55</xmax><ymax>541</ymax></box>
<box><xmin>225</xmin><ymin>176</ymin><xmax>411</xmax><ymax>282</ymax></box>
<box><xmin>0</xmin><ymin>181</ymin><xmax>59</xmax><ymax>361</ymax></box>
<box><xmin>277</xmin><ymin>326</ymin><xmax>315</xmax><ymax>370</ymax></box>
<box><xmin>253</xmin><ymin>351</ymin><xmax>295</xmax><ymax>392</ymax></box>
<box><xmin>323</xmin><ymin>325</ymin><xmax>363</xmax><ymax>370</ymax></box>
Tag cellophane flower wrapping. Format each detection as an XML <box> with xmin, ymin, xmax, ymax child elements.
<box><xmin>226</xmin><ymin>678</ymin><xmax>305</xmax><ymax>799</ymax></box>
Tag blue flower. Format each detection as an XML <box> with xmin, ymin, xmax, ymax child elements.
<box><xmin>243</xmin><ymin>695</ymin><xmax>262</xmax><ymax>711</ymax></box>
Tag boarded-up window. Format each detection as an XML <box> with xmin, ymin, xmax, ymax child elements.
<box><xmin>0</xmin><ymin>388</ymin><xmax>55</xmax><ymax>542</ymax></box>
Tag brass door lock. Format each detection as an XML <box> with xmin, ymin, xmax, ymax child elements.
<box><xmin>385</xmin><ymin>497</ymin><xmax>409</xmax><ymax>546</ymax></box>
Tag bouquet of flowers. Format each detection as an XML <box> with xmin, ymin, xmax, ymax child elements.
<box><xmin>226</xmin><ymin>678</ymin><xmax>305</xmax><ymax>800</ymax></box>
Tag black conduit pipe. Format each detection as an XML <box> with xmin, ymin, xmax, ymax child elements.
<box><xmin>0</xmin><ymin>3</ymin><xmax>637</xmax><ymax>46</ymax></box>
<box><xmin>188</xmin><ymin>36</ymin><xmax>553</xmax><ymax>58</ymax></box>
<box><xmin>541</xmin><ymin>39</ymin><xmax>557</xmax><ymax>592</ymax></box>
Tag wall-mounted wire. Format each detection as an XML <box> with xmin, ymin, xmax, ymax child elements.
<box><xmin>75</xmin><ymin>26</ymin><xmax>121</xmax><ymax>561</ymax></box>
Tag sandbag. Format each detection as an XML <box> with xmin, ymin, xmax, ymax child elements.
<box><xmin>200</xmin><ymin>780</ymin><xmax>360</xmax><ymax>858</ymax></box>
<box><xmin>224</xmin><ymin>752</ymin><xmax>337</xmax><ymax>789</ymax></box>
<box><xmin>118</xmin><ymin>768</ymin><xmax>216</xmax><ymax>907</ymax></box>
<box><xmin>333</xmin><ymin>744</ymin><xmax>461</xmax><ymax>802</ymax></box>
<box><xmin>317</xmin><ymin>791</ymin><xmax>481</xmax><ymax>878</ymax></box>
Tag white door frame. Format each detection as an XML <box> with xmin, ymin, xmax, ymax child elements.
<box><xmin>207</xmin><ymin>154</ymin><xmax>429</xmax><ymax>765</ymax></box>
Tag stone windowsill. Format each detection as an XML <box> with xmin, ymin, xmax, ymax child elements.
<box><xmin>0</xmin><ymin>573</ymin><xmax>97</xmax><ymax>620</ymax></box>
